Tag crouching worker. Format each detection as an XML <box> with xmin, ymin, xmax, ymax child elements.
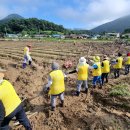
<box><xmin>0</xmin><ymin>68</ymin><xmax>32</xmax><ymax>130</ymax></box>
<box><xmin>101</xmin><ymin>55</ymin><xmax>110</xmax><ymax>85</ymax></box>
<box><xmin>22</xmin><ymin>45</ymin><xmax>32</xmax><ymax>69</ymax></box>
<box><xmin>69</xmin><ymin>57</ymin><xmax>89</xmax><ymax>96</ymax></box>
<box><xmin>113</xmin><ymin>53</ymin><xmax>123</xmax><ymax>78</ymax></box>
<box><xmin>45</xmin><ymin>62</ymin><xmax>65</xmax><ymax>111</ymax></box>
<box><xmin>91</xmin><ymin>56</ymin><xmax>102</xmax><ymax>91</ymax></box>
<box><xmin>124</xmin><ymin>53</ymin><xmax>130</xmax><ymax>75</ymax></box>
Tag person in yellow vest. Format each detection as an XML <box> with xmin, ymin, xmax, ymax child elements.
<box><xmin>101</xmin><ymin>55</ymin><xmax>110</xmax><ymax>85</ymax></box>
<box><xmin>68</xmin><ymin>57</ymin><xmax>89</xmax><ymax>96</ymax></box>
<box><xmin>0</xmin><ymin>68</ymin><xmax>32</xmax><ymax>130</ymax></box>
<box><xmin>45</xmin><ymin>62</ymin><xmax>65</xmax><ymax>111</ymax></box>
<box><xmin>124</xmin><ymin>53</ymin><xmax>130</xmax><ymax>75</ymax></box>
<box><xmin>91</xmin><ymin>56</ymin><xmax>102</xmax><ymax>89</ymax></box>
<box><xmin>113</xmin><ymin>53</ymin><xmax>123</xmax><ymax>78</ymax></box>
<box><xmin>22</xmin><ymin>45</ymin><xmax>32</xmax><ymax>69</ymax></box>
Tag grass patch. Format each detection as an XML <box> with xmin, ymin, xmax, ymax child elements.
<box><xmin>109</xmin><ymin>84</ymin><xmax>130</xmax><ymax>97</ymax></box>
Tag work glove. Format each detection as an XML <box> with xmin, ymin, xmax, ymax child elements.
<box><xmin>44</xmin><ymin>87</ymin><xmax>50</xmax><ymax>93</ymax></box>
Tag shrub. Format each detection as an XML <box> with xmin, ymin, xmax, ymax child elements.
<box><xmin>109</xmin><ymin>84</ymin><xmax>130</xmax><ymax>97</ymax></box>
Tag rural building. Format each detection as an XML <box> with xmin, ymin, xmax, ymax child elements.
<box><xmin>92</xmin><ymin>34</ymin><xmax>101</xmax><ymax>40</ymax></box>
<box><xmin>52</xmin><ymin>34</ymin><xmax>65</xmax><ymax>39</ymax></box>
<box><xmin>6</xmin><ymin>34</ymin><xmax>18</xmax><ymax>38</ymax></box>
<box><xmin>105</xmin><ymin>33</ymin><xmax>120</xmax><ymax>38</ymax></box>
<box><xmin>122</xmin><ymin>33</ymin><xmax>130</xmax><ymax>39</ymax></box>
<box><xmin>34</xmin><ymin>34</ymin><xmax>47</xmax><ymax>38</ymax></box>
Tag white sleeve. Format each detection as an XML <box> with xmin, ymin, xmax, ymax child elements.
<box><xmin>26</xmin><ymin>48</ymin><xmax>31</xmax><ymax>60</ymax></box>
<box><xmin>64</xmin><ymin>73</ymin><xmax>67</xmax><ymax>78</ymax></box>
<box><xmin>76</xmin><ymin>65</ymin><xmax>78</xmax><ymax>72</ymax></box>
<box><xmin>46</xmin><ymin>76</ymin><xmax>52</xmax><ymax>88</ymax></box>
<box><xmin>89</xmin><ymin>66</ymin><xmax>94</xmax><ymax>69</ymax></box>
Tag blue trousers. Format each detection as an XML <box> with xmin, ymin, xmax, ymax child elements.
<box><xmin>0</xmin><ymin>104</ymin><xmax>32</xmax><ymax>130</ymax></box>
<box><xmin>93</xmin><ymin>76</ymin><xmax>102</xmax><ymax>86</ymax></box>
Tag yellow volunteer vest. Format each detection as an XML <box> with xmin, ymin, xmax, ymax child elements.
<box><xmin>49</xmin><ymin>70</ymin><xmax>65</xmax><ymax>95</ymax></box>
<box><xmin>102</xmin><ymin>60</ymin><xmax>110</xmax><ymax>73</ymax></box>
<box><xmin>77</xmin><ymin>64</ymin><xmax>89</xmax><ymax>80</ymax></box>
<box><xmin>125</xmin><ymin>57</ymin><xmax>130</xmax><ymax>65</ymax></box>
<box><xmin>92</xmin><ymin>62</ymin><xmax>102</xmax><ymax>76</ymax></box>
<box><xmin>0</xmin><ymin>80</ymin><xmax>21</xmax><ymax>117</ymax></box>
<box><xmin>113</xmin><ymin>57</ymin><xmax>123</xmax><ymax>69</ymax></box>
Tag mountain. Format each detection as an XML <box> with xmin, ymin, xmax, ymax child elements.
<box><xmin>0</xmin><ymin>14</ymin><xmax>24</xmax><ymax>24</ymax></box>
<box><xmin>0</xmin><ymin>15</ymin><xmax>66</xmax><ymax>34</ymax></box>
<box><xmin>0</xmin><ymin>14</ymin><xmax>92</xmax><ymax>35</ymax></box>
<box><xmin>91</xmin><ymin>15</ymin><xmax>130</xmax><ymax>33</ymax></box>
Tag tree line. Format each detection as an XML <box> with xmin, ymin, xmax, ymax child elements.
<box><xmin>0</xmin><ymin>18</ymin><xmax>90</xmax><ymax>36</ymax></box>
<box><xmin>0</xmin><ymin>18</ymin><xmax>66</xmax><ymax>35</ymax></box>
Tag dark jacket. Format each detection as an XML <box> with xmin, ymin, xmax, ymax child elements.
<box><xmin>0</xmin><ymin>101</ymin><xmax>5</xmax><ymax>126</ymax></box>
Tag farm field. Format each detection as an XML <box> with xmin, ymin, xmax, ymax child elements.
<box><xmin>0</xmin><ymin>40</ymin><xmax>130</xmax><ymax>130</ymax></box>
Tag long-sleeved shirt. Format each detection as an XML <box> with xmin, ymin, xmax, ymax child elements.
<box><xmin>24</xmin><ymin>47</ymin><xmax>31</xmax><ymax>61</ymax></box>
<box><xmin>69</xmin><ymin>63</ymin><xmax>93</xmax><ymax>74</ymax></box>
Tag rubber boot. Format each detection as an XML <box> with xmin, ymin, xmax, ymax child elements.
<box><xmin>29</xmin><ymin>60</ymin><xmax>32</xmax><ymax>65</ymax></box>
<box><xmin>73</xmin><ymin>91</ymin><xmax>80</xmax><ymax>96</ymax></box>
<box><xmin>93</xmin><ymin>85</ymin><xmax>96</xmax><ymax>89</ymax></box>
<box><xmin>90</xmin><ymin>85</ymin><xmax>96</xmax><ymax>95</ymax></box>
<box><xmin>106</xmin><ymin>78</ymin><xmax>108</xmax><ymax>83</ymax></box>
<box><xmin>99</xmin><ymin>83</ymin><xmax>102</xmax><ymax>89</ymax></box>
<box><xmin>60</xmin><ymin>100</ymin><xmax>64</xmax><ymax>107</ymax></box>
<box><xmin>51</xmin><ymin>106</ymin><xmax>55</xmax><ymax>111</ymax></box>
<box><xmin>22</xmin><ymin>63</ymin><xmax>27</xmax><ymax>69</ymax></box>
<box><xmin>84</xmin><ymin>88</ymin><xmax>88</xmax><ymax>94</ymax></box>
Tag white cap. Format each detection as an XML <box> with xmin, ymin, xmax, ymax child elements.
<box><xmin>79</xmin><ymin>57</ymin><xmax>86</xmax><ymax>64</ymax></box>
<box><xmin>51</xmin><ymin>62</ymin><xmax>59</xmax><ymax>70</ymax></box>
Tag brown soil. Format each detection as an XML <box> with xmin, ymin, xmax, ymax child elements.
<box><xmin>0</xmin><ymin>40</ymin><xmax>130</xmax><ymax>130</ymax></box>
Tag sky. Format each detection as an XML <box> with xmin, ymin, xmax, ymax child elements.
<box><xmin>0</xmin><ymin>0</ymin><xmax>130</xmax><ymax>29</ymax></box>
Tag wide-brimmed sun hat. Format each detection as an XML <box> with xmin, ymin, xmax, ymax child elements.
<box><xmin>103</xmin><ymin>55</ymin><xmax>109</xmax><ymax>60</ymax></box>
<box><xmin>27</xmin><ymin>44</ymin><xmax>32</xmax><ymax>47</ymax></box>
<box><xmin>79</xmin><ymin>57</ymin><xmax>86</xmax><ymax>64</ymax></box>
<box><xmin>93</xmin><ymin>56</ymin><xmax>100</xmax><ymax>62</ymax></box>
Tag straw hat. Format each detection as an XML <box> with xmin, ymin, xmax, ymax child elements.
<box><xmin>103</xmin><ymin>55</ymin><xmax>109</xmax><ymax>60</ymax></box>
<box><xmin>27</xmin><ymin>44</ymin><xmax>32</xmax><ymax>47</ymax></box>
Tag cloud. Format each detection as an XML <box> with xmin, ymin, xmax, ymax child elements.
<box><xmin>0</xmin><ymin>0</ymin><xmax>130</xmax><ymax>29</ymax></box>
<box><xmin>0</xmin><ymin>0</ymin><xmax>56</xmax><ymax>19</ymax></box>
<box><xmin>57</xmin><ymin>0</ymin><xmax>130</xmax><ymax>29</ymax></box>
